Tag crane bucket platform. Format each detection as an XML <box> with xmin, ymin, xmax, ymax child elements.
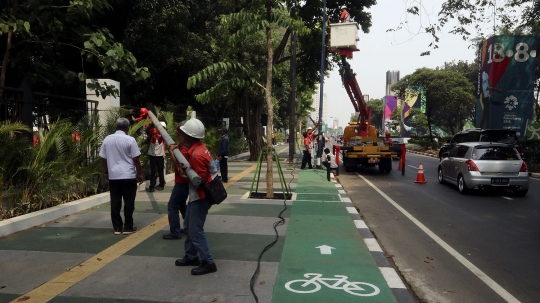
<box><xmin>329</xmin><ymin>22</ymin><xmax>360</xmax><ymax>56</ymax></box>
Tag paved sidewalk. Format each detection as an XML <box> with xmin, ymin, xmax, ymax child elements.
<box><xmin>0</xmin><ymin>146</ymin><xmax>415</xmax><ymax>303</ymax></box>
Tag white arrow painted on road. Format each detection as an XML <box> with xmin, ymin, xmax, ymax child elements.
<box><xmin>316</xmin><ymin>245</ymin><xmax>335</xmax><ymax>254</ymax></box>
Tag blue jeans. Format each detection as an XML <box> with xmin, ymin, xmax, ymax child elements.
<box><xmin>184</xmin><ymin>198</ymin><xmax>214</xmax><ymax>264</ymax></box>
<box><xmin>167</xmin><ymin>182</ymin><xmax>189</xmax><ymax>236</ymax></box>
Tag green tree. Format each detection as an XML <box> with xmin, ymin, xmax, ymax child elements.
<box><xmin>0</xmin><ymin>0</ymin><xmax>149</xmax><ymax>99</ymax></box>
<box><xmin>188</xmin><ymin>3</ymin><xmax>309</xmax><ymax>198</ymax></box>
<box><xmin>392</xmin><ymin>68</ymin><xmax>475</xmax><ymax>138</ymax></box>
<box><xmin>407</xmin><ymin>108</ymin><xmax>428</xmax><ymax>136</ymax></box>
<box><xmin>366</xmin><ymin>98</ymin><xmax>383</xmax><ymax>134</ymax></box>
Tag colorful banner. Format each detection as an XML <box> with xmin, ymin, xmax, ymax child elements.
<box><xmin>525</xmin><ymin>119</ymin><xmax>540</xmax><ymax>139</ymax></box>
<box><xmin>383</xmin><ymin>95</ymin><xmax>397</xmax><ymax>132</ymax></box>
<box><xmin>476</xmin><ymin>35</ymin><xmax>537</xmax><ymax>137</ymax></box>
<box><xmin>401</xmin><ymin>87</ymin><xmax>423</xmax><ymax>136</ymax></box>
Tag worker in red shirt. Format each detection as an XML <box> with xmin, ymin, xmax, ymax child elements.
<box><xmin>340</xmin><ymin>5</ymin><xmax>351</xmax><ymax>22</ymax></box>
<box><xmin>301</xmin><ymin>132</ymin><xmax>313</xmax><ymax>169</ymax></box>
<box><xmin>173</xmin><ymin>118</ymin><xmax>218</xmax><ymax>276</ymax></box>
<box><xmin>385</xmin><ymin>130</ymin><xmax>393</xmax><ymax>146</ymax></box>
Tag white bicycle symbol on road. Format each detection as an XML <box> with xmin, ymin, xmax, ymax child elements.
<box><xmin>285</xmin><ymin>273</ymin><xmax>380</xmax><ymax>297</ymax></box>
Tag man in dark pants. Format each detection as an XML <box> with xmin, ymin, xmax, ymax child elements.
<box><xmin>218</xmin><ymin>128</ymin><xmax>229</xmax><ymax>182</ymax></box>
<box><xmin>99</xmin><ymin>118</ymin><xmax>144</xmax><ymax>235</ymax></box>
<box><xmin>301</xmin><ymin>132</ymin><xmax>313</xmax><ymax>169</ymax></box>
<box><xmin>174</xmin><ymin>118</ymin><xmax>218</xmax><ymax>275</ymax></box>
<box><xmin>146</xmin><ymin>125</ymin><xmax>166</xmax><ymax>192</ymax></box>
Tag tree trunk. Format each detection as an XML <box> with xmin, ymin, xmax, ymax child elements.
<box><xmin>426</xmin><ymin>108</ymin><xmax>433</xmax><ymax>142</ymax></box>
<box><xmin>265</xmin><ymin>2</ymin><xmax>274</xmax><ymax>199</ymax></box>
<box><xmin>1</xmin><ymin>1</ymin><xmax>17</xmax><ymax>90</ymax></box>
<box><xmin>241</xmin><ymin>91</ymin><xmax>264</xmax><ymax>161</ymax></box>
<box><xmin>1</xmin><ymin>30</ymin><xmax>13</xmax><ymax>89</ymax></box>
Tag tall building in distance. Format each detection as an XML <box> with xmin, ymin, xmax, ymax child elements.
<box><xmin>385</xmin><ymin>71</ymin><xmax>400</xmax><ymax>96</ymax></box>
<box><xmin>310</xmin><ymin>85</ymin><xmax>328</xmax><ymax>126</ymax></box>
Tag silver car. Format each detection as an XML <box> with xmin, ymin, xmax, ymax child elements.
<box><xmin>438</xmin><ymin>142</ymin><xmax>529</xmax><ymax>196</ymax></box>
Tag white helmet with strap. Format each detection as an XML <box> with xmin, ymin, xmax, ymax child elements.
<box><xmin>180</xmin><ymin>118</ymin><xmax>205</xmax><ymax>139</ymax></box>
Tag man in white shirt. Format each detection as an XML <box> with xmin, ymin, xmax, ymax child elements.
<box><xmin>99</xmin><ymin>118</ymin><xmax>144</xmax><ymax>235</ymax></box>
<box><xmin>323</xmin><ymin>148</ymin><xmax>339</xmax><ymax>181</ymax></box>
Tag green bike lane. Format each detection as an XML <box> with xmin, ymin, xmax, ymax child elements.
<box><xmin>271</xmin><ymin>170</ymin><xmax>400</xmax><ymax>303</ymax></box>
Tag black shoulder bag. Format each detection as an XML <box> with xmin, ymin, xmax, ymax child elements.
<box><xmin>201</xmin><ymin>177</ymin><xmax>227</xmax><ymax>205</ymax></box>
<box><xmin>192</xmin><ymin>146</ymin><xmax>227</xmax><ymax>205</ymax></box>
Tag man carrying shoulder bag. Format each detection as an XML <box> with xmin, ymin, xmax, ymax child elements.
<box><xmin>173</xmin><ymin>118</ymin><xmax>223</xmax><ymax>276</ymax></box>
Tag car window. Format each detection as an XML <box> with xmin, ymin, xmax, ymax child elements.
<box><xmin>472</xmin><ymin>146</ymin><xmax>519</xmax><ymax>160</ymax></box>
<box><xmin>480</xmin><ymin>132</ymin><xmax>520</xmax><ymax>146</ymax></box>
<box><xmin>457</xmin><ymin>145</ymin><xmax>469</xmax><ymax>157</ymax></box>
<box><xmin>449</xmin><ymin>145</ymin><xmax>468</xmax><ymax>157</ymax></box>
<box><xmin>452</xmin><ymin>134</ymin><xmax>465</xmax><ymax>144</ymax></box>
<box><xmin>448</xmin><ymin>146</ymin><xmax>459</xmax><ymax>157</ymax></box>
<box><xmin>465</xmin><ymin>132</ymin><xmax>480</xmax><ymax>142</ymax></box>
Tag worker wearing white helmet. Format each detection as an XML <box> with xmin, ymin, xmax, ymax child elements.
<box><xmin>173</xmin><ymin>118</ymin><xmax>218</xmax><ymax>275</ymax></box>
<box><xmin>340</xmin><ymin>5</ymin><xmax>351</xmax><ymax>22</ymax></box>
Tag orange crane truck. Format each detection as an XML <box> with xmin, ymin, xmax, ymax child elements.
<box><xmin>328</xmin><ymin>21</ymin><xmax>401</xmax><ymax>173</ymax></box>
<box><xmin>335</xmin><ymin>65</ymin><xmax>401</xmax><ymax>173</ymax></box>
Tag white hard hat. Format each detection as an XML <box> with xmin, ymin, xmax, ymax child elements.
<box><xmin>341</xmin><ymin>5</ymin><xmax>347</xmax><ymax>9</ymax></box>
<box><xmin>160</xmin><ymin>121</ymin><xmax>167</xmax><ymax>127</ymax></box>
<box><xmin>180</xmin><ymin>118</ymin><xmax>205</xmax><ymax>139</ymax></box>
<box><xmin>307</xmin><ymin>126</ymin><xmax>313</xmax><ymax>130</ymax></box>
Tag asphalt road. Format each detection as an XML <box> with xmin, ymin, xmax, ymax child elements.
<box><xmin>337</xmin><ymin>152</ymin><xmax>540</xmax><ymax>303</ymax></box>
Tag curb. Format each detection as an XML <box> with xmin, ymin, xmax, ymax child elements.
<box><xmin>0</xmin><ymin>174</ymin><xmax>176</xmax><ymax>237</ymax></box>
<box><xmin>332</xmin><ymin>175</ymin><xmax>416</xmax><ymax>303</ymax></box>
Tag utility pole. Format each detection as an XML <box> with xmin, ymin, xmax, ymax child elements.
<box><xmin>317</xmin><ymin>0</ymin><xmax>327</xmax><ymax>168</ymax></box>
<box><xmin>288</xmin><ymin>31</ymin><xmax>297</xmax><ymax>164</ymax></box>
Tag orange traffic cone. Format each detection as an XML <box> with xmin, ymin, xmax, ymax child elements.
<box><xmin>414</xmin><ymin>162</ymin><xmax>427</xmax><ymax>184</ymax></box>
<box><xmin>397</xmin><ymin>157</ymin><xmax>403</xmax><ymax>171</ymax></box>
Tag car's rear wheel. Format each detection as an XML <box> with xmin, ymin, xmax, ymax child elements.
<box><xmin>513</xmin><ymin>188</ymin><xmax>528</xmax><ymax>196</ymax></box>
<box><xmin>438</xmin><ymin>167</ymin><xmax>445</xmax><ymax>184</ymax></box>
<box><xmin>457</xmin><ymin>175</ymin><xmax>469</xmax><ymax>194</ymax></box>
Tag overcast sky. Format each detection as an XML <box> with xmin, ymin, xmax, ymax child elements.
<box><xmin>322</xmin><ymin>0</ymin><xmax>484</xmax><ymax>128</ymax></box>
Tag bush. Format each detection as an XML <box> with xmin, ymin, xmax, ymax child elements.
<box><xmin>407</xmin><ymin>136</ymin><xmax>442</xmax><ymax>151</ymax></box>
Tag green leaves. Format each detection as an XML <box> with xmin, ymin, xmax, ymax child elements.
<box><xmin>82</xmin><ymin>29</ymin><xmax>150</xmax><ymax>81</ymax></box>
<box><xmin>0</xmin><ymin>14</ymin><xmax>31</xmax><ymax>36</ymax></box>
<box><xmin>187</xmin><ymin>60</ymin><xmax>250</xmax><ymax>90</ymax></box>
<box><xmin>85</xmin><ymin>79</ymin><xmax>120</xmax><ymax>99</ymax></box>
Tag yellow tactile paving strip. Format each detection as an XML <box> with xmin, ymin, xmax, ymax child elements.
<box><xmin>10</xmin><ymin>215</ymin><xmax>169</xmax><ymax>303</ymax></box>
<box><xmin>10</xmin><ymin>148</ymin><xmax>287</xmax><ymax>303</ymax></box>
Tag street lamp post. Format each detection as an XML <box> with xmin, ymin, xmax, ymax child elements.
<box><xmin>317</xmin><ymin>0</ymin><xmax>327</xmax><ymax>168</ymax></box>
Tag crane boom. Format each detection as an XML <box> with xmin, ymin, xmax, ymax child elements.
<box><xmin>341</xmin><ymin>65</ymin><xmax>371</xmax><ymax>136</ymax></box>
